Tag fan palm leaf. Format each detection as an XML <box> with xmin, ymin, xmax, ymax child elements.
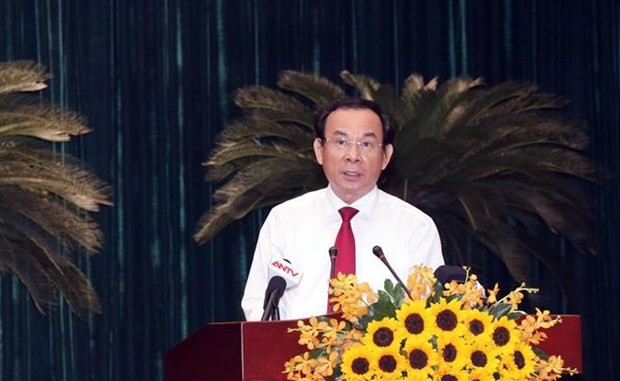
<box><xmin>0</xmin><ymin>61</ymin><xmax>111</xmax><ymax>318</ymax></box>
<box><xmin>195</xmin><ymin>69</ymin><xmax>601</xmax><ymax>303</ymax></box>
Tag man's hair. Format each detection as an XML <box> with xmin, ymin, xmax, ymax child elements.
<box><xmin>314</xmin><ymin>98</ymin><xmax>395</xmax><ymax>146</ymax></box>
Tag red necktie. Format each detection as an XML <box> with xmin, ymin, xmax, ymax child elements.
<box><xmin>334</xmin><ymin>207</ymin><xmax>359</xmax><ymax>276</ymax></box>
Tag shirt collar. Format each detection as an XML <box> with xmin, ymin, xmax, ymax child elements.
<box><xmin>325</xmin><ymin>185</ymin><xmax>378</xmax><ymax>219</ymax></box>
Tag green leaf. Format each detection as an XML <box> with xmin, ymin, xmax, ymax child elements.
<box><xmin>382</xmin><ymin>278</ymin><xmax>405</xmax><ymax>306</ymax></box>
<box><xmin>507</xmin><ymin>311</ymin><xmax>525</xmax><ymax>320</ymax></box>
<box><xmin>360</xmin><ymin>291</ymin><xmax>397</xmax><ymax>328</ymax></box>
<box><xmin>429</xmin><ymin>281</ymin><xmax>444</xmax><ymax>304</ymax></box>
<box><xmin>489</xmin><ymin>303</ymin><xmax>513</xmax><ymax>319</ymax></box>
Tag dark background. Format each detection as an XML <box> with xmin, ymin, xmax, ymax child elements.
<box><xmin>1</xmin><ymin>0</ymin><xmax>618</xmax><ymax>380</ymax></box>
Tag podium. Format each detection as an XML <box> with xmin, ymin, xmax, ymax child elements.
<box><xmin>164</xmin><ymin>315</ymin><xmax>582</xmax><ymax>381</ymax></box>
<box><xmin>164</xmin><ymin>318</ymin><xmax>302</xmax><ymax>381</ymax></box>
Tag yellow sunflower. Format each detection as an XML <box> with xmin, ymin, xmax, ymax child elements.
<box><xmin>433</xmin><ymin>363</ymin><xmax>469</xmax><ymax>381</ymax></box>
<box><xmin>466</xmin><ymin>367</ymin><xmax>496</xmax><ymax>381</ymax></box>
<box><xmin>498</xmin><ymin>340</ymin><xmax>537</xmax><ymax>380</ymax></box>
<box><xmin>395</xmin><ymin>299</ymin><xmax>433</xmax><ymax>339</ymax></box>
<box><xmin>428</xmin><ymin>298</ymin><xmax>466</xmax><ymax>336</ymax></box>
<box><xmin>403</xmin><ymin>336</ymin><xmax>439</xmax><ymax>378</ymax></box>
<box><xmin>461</xmin><ymin>308</ymin><xmax>494</xmax><ymax>342</ymax></box>
<box><xmin>462</xmin><ymin>336</ymin><xmax>500</xmax><ymax>374</ymax></box>
<box><xmin>435</xmin><ymin>332</ymin><xmax>468</xmax><ymax>371</ymax></box>
<box><xmin>489</xmin><ymin>316</ymin><xmax>519</xmax><ymax>349</ymax></box>
<box><xmin>363</xmin><ymin>317</ymin><xmax>403</xmax><ymax>349</ymax></box>
<box><xmin>340</xmin><ymin>344</ymin><xmax>374</xmax><ymax>381</ymax></box>
<box><xmin>372</xmin><ymin>346</ymin><xmax>407</xmax><ymax>380</ymax></box>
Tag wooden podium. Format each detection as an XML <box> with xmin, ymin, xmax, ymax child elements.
<box><xmin>164</xmin><ymin>315</ymin><xmax>582</xmax><ymax>381</ymax></box>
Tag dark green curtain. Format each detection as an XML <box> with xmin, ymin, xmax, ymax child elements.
<box><xmin>1</xmin><ymin>0</ymin><xmax>618</xmax><ymax>380</ymax></box>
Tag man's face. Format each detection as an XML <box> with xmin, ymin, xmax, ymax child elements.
<box><xmin>313</xmin><ymin>108</ymin><xmax>394</xmax><ymax>204</ymax></box>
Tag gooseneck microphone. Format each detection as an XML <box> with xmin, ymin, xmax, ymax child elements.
<box><xmin>372</xmin><ymin>246</ymin><xmax>413</xmax><ymax>300</ymax></box>
<box><xmin>328</xmin><ymin>246</ymin><xmax>338</xmax><ymax>279</ymax></box>
<box><xmin>261</xmin><ymin>258</ymin><xmax>304</xmax><ymax>321</ymax></box>
<box><xmin>261</xmin><ymin>276</ymin><xmax>286</xmax><ymax>321</ymax></box>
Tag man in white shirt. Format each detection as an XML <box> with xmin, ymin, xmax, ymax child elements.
<box><xmin>241</xmin><ymin>98</ymin><xmax>444</xmax><ymax>321</ymax></box>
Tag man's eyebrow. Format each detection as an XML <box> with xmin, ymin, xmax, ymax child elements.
<box><xmin>330</xmin><ymin>130</ymin><xmax>348</xmax><ymax>137</ymax></box>
<box><xmin>361</xmin><ymin>132</ymin><xmax>379</xmax><ymax>139</ymax></box>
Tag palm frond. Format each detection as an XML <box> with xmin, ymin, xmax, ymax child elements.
<box><xmin>0</xmin><ymin>61</ymin><xmax>50</xmax><ymax>94</ymax></box>
<box><xmin>0</xmin><ymin>223</ymin><xmax>100</xmax><ymax>318</ymax></box>
<box><xmin>0</xmin><ymin>187</ymin><xmax>104</xmax><ymax>253</ymax></box>
<box><xmin>234</xmin><ymin>87</ymin><xmax>315</xmax><ymax>129</ymax></box>
<box><xmin>218</xmin><ymin>118</ymin><xmax>313</xmax><ymax>147</ymax></box>
<box><xmin>0</xmin><ymin>96</ymin><xmax>89</xmax><ymax>141</ymax></box>
<box><xmin>277</xmin><ymin>70</ymin><xmax>346</xmax><ymax>107</ymax></box>
<box><xmin>0</xmin><ymin>143</ymin><xmax>111</xmax><ymax>211</ymax></box>
<box><xmin>194</xmin><ymin>157</ymin><xmax>324</xmax><ymax>244</ymax></box>
<box><xmin>205</xmin><ymin>141</ymin><xmax>314</xmax><ymax>182</ymax></box>
<box><xmin>0</xmin><ymin>61</ymin><xmax>110</xmax><ymax>317</ymax></box>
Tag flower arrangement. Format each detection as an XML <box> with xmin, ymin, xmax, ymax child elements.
<box><xmin>284</xmin><ymin>266</ymin><xmax>578</xmax><ymax>381</ymax></box>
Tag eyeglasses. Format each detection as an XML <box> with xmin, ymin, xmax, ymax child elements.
<box><xmin>322</xmin><ymin>137</ymin><xmax>383</xmax><ymax>152</ymax></box>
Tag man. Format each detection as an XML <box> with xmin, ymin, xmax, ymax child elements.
<box><xmin>241</xmin><ymin>98</ymin><xmax>444</xmax><ymax>321</ymax></box>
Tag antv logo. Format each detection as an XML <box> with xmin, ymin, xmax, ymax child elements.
<box><xmin>271</xmin><ymin>260</ymin><xmax>300</xmax><ymax>277</ymax></box>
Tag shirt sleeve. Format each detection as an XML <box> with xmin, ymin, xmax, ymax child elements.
<box><xmin>409</xmin><ymin>215</ymin><xmax>445</xmax><ymax>271</ymax></box>
<box><xmin>241</xmin><ymin>210</ymin><xmax>278</xmax><ymax>321</ymax></box>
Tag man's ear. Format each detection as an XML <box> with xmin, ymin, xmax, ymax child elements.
<box><xmin>382</xmin><ymin>144</ymin><xmax>394</xmax><ymax>170</ymax></box>
<box><xmin>313</xmin><ymin>138</ymin><xmax>324</xmax><ymax>165</ymax></box>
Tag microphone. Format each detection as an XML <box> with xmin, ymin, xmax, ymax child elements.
<box><xmin>261</xmin><ymin>258</ymin><xmax>303</xmax><ymax>321</ymax></box>
<box><xmin>372</xmin><ymin>246</ymin><xmax>412</xmax><ymax>300</ymax></box>
<box><xmin>261</xmin><ymin>276</ymin><xmax>286</xmax><ymax>321</ymax></box>
<box><xmin>434</xmin><ymin>265</ymin><xmax>467</xmax><ymax>285</ymax></box>
<box><xmin>328</xmin><ymin>246</ymin><xmax>338</xmax><ymax>279</ymax></box>
<box><xmin>268</xmin><ymin>258</ymin><xmax>303</xmax><ymax>288</ymax></box>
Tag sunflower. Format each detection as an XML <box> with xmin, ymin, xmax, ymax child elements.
<box><xmin>340</xmin><ymin>344</ymin><xmax>375</xmax><ymax>381</ymax></box>
<box><xmin>396</xmin><ymin>299</ymin><xmax>434</xmax><ymax>339</ymax></box>
<box><xmin>489</xmin><ymin>316</ymin><xmax>519</xmax><ymax>349</ymax></box>
<box><xmin>363</xmin><ymin>317</ymin><xmax>404</xmax><ymax>349</ymax></box>
<box><xmin>499</xmin><ymin>340</ymin><xmax>537</xmax><ymax>380</ymax></box>
<box><xmin>435</xmin><ymin>332</ymin><xmax>469</xmax><ymax>371</ymax></box>
<box><xmin>372</xmin><ymin>346</ymin><xmax>407</xmax><ymax>380</ymax></box>
<box><xmin>462</xmin><ymin>336</ymin><xmax>501</xmax><ymax>374</ymax></box>
<box><xmin>461</xmin><ymin>308</ymin><xmax>494</xmax><ymax>342</ymax></box>
<box><xmin>466</xmin><ymin>367</ymin><xmax>496</xmax><ymax>381</ymax></box>
<box><xmin>403</xmin><ymin>336</ymin><xmax>439</xmax><ymax>378</ymax></box>
<box><xmin>428</xmin><ymin>298</ymin><xmax>466</xmax><ymax>335</ymax></box>
<box><xmin>433</xmin><ymin>363</ymin><xmax>469</xmax><ymax>381</ymax></box>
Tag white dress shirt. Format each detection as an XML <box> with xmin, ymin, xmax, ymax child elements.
<box><xmin>241</xmin><ymin>185</ymin><xmax>444</xmax><ymax>321</ymax></box>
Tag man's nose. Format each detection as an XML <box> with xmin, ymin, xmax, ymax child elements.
<box><xmin>344</xmin><ymin>142</ymin><xmax>362</xmax><ymax>160</ymax></box>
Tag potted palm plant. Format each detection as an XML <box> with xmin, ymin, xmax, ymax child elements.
<box><xmin>195</xmin><ymin>70</ymin><xmax>601</xmax><ymax>304</ymax></box>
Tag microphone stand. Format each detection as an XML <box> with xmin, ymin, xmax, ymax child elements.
<box><xmin>372</xmin><ymin>246</ymin><xmax>413</xmax><ymax>300</ymax></box>
<box><xmin>261</xmin><ymin>287</ymin><xmax>283</xmax><ymax>321</ymax></box>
